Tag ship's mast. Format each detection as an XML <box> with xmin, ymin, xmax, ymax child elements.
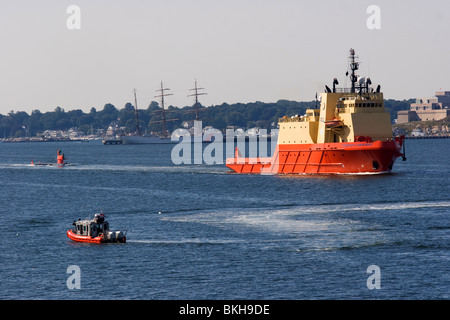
<box><xmin>132</xmin><ymin>88</ymin><xmax>141</xmax><ymax>136</ymax></box>
<box><xmin>188</xmin><ymin>79</ymin><xmax>207</xmax><ymax>120</ymax></box>
<box><xmin>349</xmin><ymin>48</ymin><xmax>359</xmax><ymax>93</ymax></box>
<box><xmin>154</xmin><ymin>81</ymin><xmax>173</xmax><ymax>138</ymax></box>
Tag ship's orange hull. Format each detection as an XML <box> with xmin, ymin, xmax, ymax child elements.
<box><xmin>226</xmin><ymin>138</ymin><xmax>404</xmax><ymax>175</ymax></box>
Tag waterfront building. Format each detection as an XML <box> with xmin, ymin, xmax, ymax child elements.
<box><xmin>397</xmin><ymin>91</ymin><xmax>450</xmax><ymax>123</ymax></box>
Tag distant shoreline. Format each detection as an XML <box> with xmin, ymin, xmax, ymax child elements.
<box><xmin>1</xmin><ymin>138</ymin><xmax>92</xmax><ymax>143</ymax></box>
<box><xmin>2</xmin><ymin>136</ymin><xmax>449</xmax><ymax>143</ymax></box>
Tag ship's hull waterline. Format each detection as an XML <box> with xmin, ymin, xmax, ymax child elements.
<box><xmin>226</xmin><ymin>139</ymin><xmax>403</xmax><ymax>175</ymax></box>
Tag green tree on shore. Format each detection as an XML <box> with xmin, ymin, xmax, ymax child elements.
<box><xmin>0</xmin><ymin>99</ymin><xmax>412</xmax><ymax>138</ymax></box>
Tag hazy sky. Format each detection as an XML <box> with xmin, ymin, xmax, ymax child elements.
<box><xmin>0</xmin><ymin>0</ymin><xmax>449</xmax><ymax>114</ymax></box>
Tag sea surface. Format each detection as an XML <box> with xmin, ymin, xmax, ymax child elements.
<box><xmin>0</xmin><ymin>139</ymin><xmax>448</xmax><ymax>300</ymax></box>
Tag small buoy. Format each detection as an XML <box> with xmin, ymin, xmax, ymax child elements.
<box><xmin>16</xmin><ymin>233</ymin><xmax>19</xmax><ymax>236</ymax></box>
<box><xmin>158</xmin><ymin>211</ymin><xmax>162</xmax><ymax>214</ymax></box>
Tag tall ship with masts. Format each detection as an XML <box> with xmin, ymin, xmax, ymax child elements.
<box><xmin>120</xmin><ymin>82</ymin><xmax>176</xmax><ymax>144</ymax></box>
<box><xmin>226</xmin><ymin>49</ymin><xmax>406</xmax><ymax>174</ymax></box>
<box><xmin>187</xmin><ymin>79</ymin><xmax>207</xmax><ymax>122</ymax></box>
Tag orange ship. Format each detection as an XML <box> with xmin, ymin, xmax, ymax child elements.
<box><xmin>226</xmin><ymin>49</ymin><xmax>406</xmax><ymax>175</ymax></box>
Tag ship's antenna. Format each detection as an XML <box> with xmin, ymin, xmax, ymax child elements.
<box><xmin>132</xmin><ymin>88</ymin><xmax>141</xmax><ymax>136</ymax></box>
<box><xmin>154</xmin><ymin>81</ymin><xmax>173</xmax><ymax>138</ymax></box>
<box><xmin>188</xmin><ymin>79</ymin><xmax>207</xmax><ymax>121</ymax></box>
<box><xmin>349</xmin><ymin>48</ymin><xmax>359</xmax><ymax>93</ymax></box>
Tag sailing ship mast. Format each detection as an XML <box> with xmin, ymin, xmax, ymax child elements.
<box><xmin>153</xmin><ymin>81</ymin><xmax>173</xmax><ymax>138</ymax></box>
<box><xmin>132</xmin><ymin>88</ymin><xmax>141</xmax><ymax>136</ymax></box>
<box><xmin>188</xmin><ymin>80</ymin><xmax>207</xmax><ymax>120</ymax></box>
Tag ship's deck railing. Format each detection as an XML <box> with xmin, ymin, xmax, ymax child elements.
<box><xmin>279</xmin><ymin>117</ymin><xmax>302</xmax><ymax>123</ymax></box>
<box><xmin>335</xmin><ymin>91</ymin><xmax>383</xmax><ymax>101</ymax></box>
<box><xmin>334</xmin><ymin>87</ymin><xmax>380</xmax><ymax>94</ymax></box>
<box><xmin>334</xmin><ymin>87</ymin><xmax>359</xmax><ymax>93</ymax></box>
<box><xmin>279</xmin><ymin>115</ymin><xmax>318</xmax><ymax>123</ymax></box>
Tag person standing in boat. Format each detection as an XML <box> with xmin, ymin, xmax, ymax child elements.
<box><xmin>57</xmin><ymin>149</ymin><xmax>65</xmax><ymax>165</ymax></box>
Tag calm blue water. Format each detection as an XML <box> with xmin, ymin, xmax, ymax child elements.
<box><xmin>0</xmin><ymin>139</ymin><xmax>448</xmax><ymax>300</ymax></box>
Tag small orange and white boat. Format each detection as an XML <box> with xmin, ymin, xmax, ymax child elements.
<box><xmin>31</xmin><ymin>149</ymin><xmax>68</xmax><ymax>167</ymax></box>
<box><xmin>67</xmin><ymin>213</ymin><xmax>127</xmax><ymax>244</ymax></box>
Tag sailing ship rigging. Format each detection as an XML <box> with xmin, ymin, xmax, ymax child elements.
<box><xmin>187</xmin><ymin>80</ymin><xmax>207</xmax><ymax>121</ymax></box>
<box><xmin>151</xmin><ymin>81</ymin><xmax>178</xmax><ymax>138</ymax></box>
<box><xmin>120</xmin><ymin>83</ymin><xmax>176</xmax><ymax>144</ymax></box>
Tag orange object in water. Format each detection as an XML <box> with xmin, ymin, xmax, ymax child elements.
<box><xmin>67</xmin><ymin>229</ymin><xmax>104</xmax><ymax>244</ymax></box>
<box><xmin>226</xmin><ymin>139</ymin><xmax>404</xmax><ymax>175</ymax></box>
<box><xmin>225</xmin><ymin>49</ymin><xmax>407</xmax><ymax>175</ymax></box>
<box><xmin>57</xmin><ymin>149</ymin><xmax>65</xmax><ymax>166</ymax></box>
<box><xmin>67</xmin><ymin>213</ymin><xmax>127</xmax><ymax>244</ymax></box>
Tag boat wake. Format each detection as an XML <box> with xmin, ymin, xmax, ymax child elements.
<box><xmin>161</xmin><ymin>200</ymin><xmax>450</xmax><ymax>235</ymax></box>
<box><xmin>158</xmin><ymin>200</ymin><xmax>449</xmax><ymax>253</ymax></box>
<box><xmin>61</xmin><ymin>164</ymin><xmax>228</xmax><ymax>174</ymax></box>
<box><xmin>127</xmin><ymin>239</ymin><xmax>244</xmax><ymax>245</ymax></box>
<box><xmin>288</xmin><ymin>200</ymin><xmax>450</xmax><ymax>215</ymax></box>
<box><xmin>0</xmin><ymin>163</ymin><xmax>228</xmax><ymax>174</ymax></box>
